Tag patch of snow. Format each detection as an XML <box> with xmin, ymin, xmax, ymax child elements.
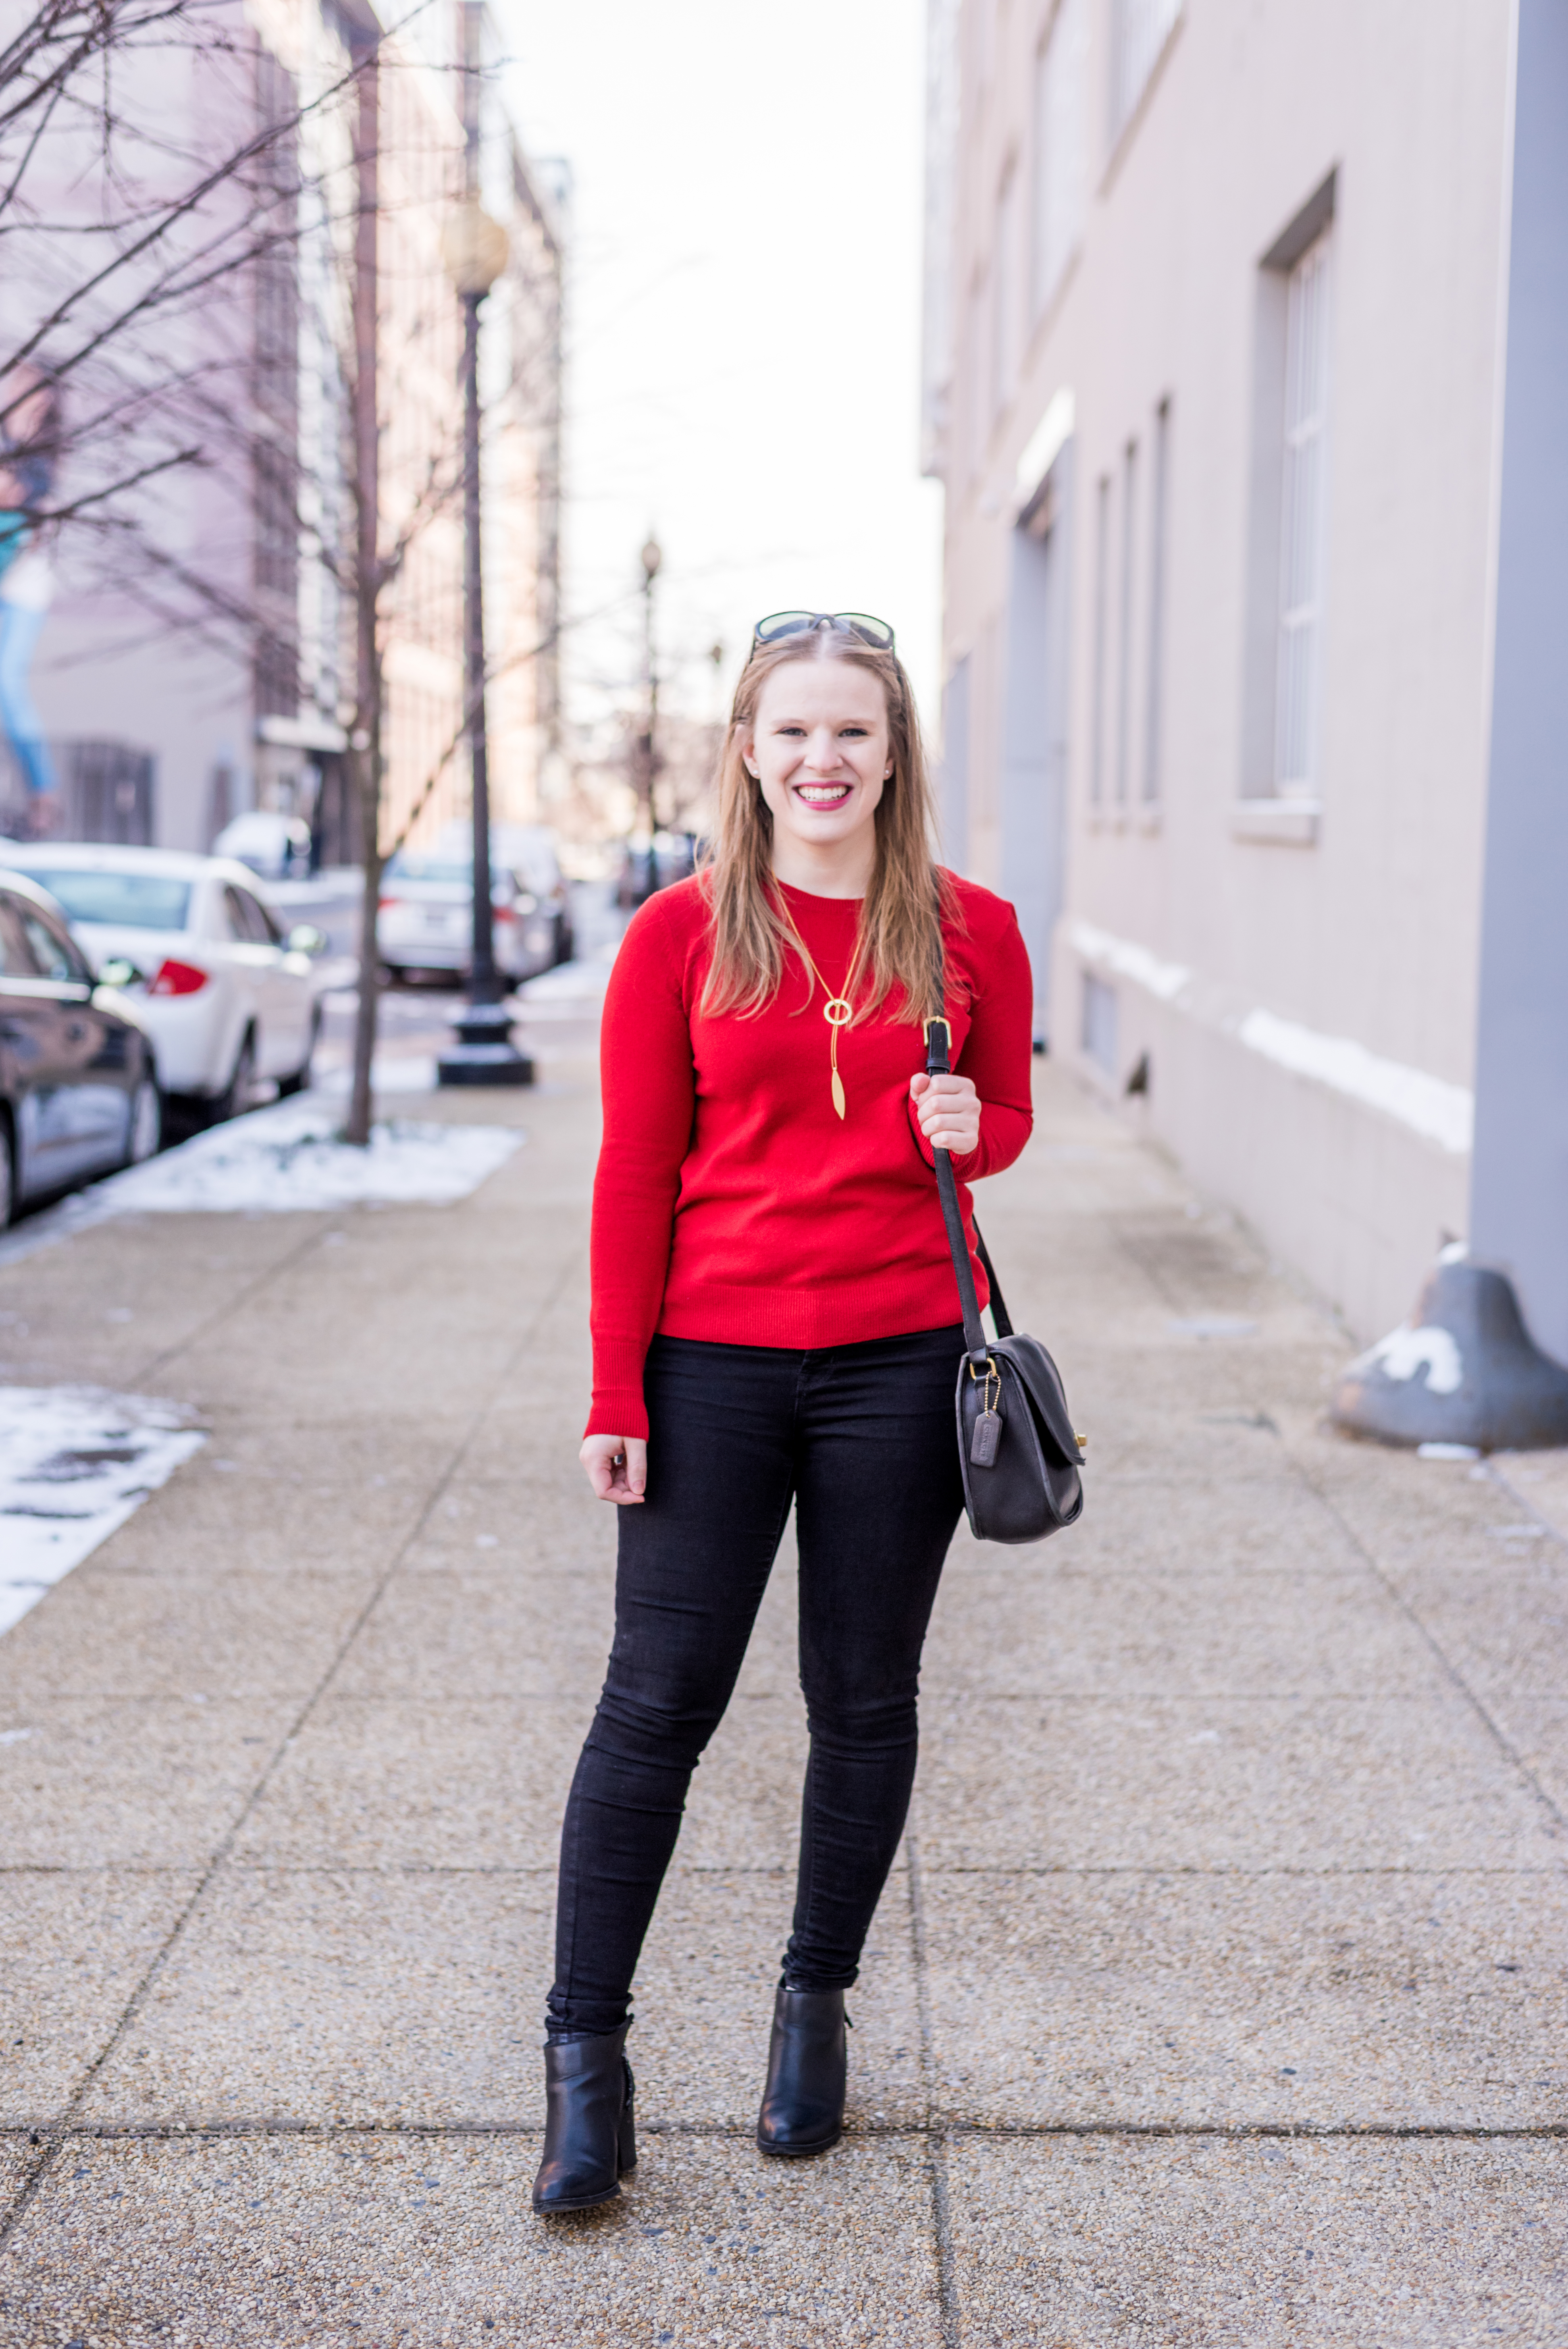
<box><xmin>1353</xmin><ymin>1322</ymin><xmax>1464</xmax><ymax>1396</ymax></box>
<box><xmin>1238</xmin><ymin>1010</ymin><xmax>1474</xmax><ymax>1156</ymax></box>
<box><xmin>1069</xmin><ymin>921</ymin><xmax>1191</xmax><ymax>1004</ymax></box>
<box><xmin>1417</xmin><ymin>1441</ymin><xmax>1480</xmax><ymax>1461</ymax></box>
<box><xmin>1063</xmin><ymin>919</ymin><xmax>1474</xmax><ymax>1158</ymax></box>
<box><xmin>316</xmin><ymin>1053</ymin><xmax>438</xmax><ymax>1096</ymax></box>
<box><xmin>0</xmin><ymin>1387</ymin><xmax>206</xmax><ymax>1636</ymax></box>
<box><xmin>86</xmin><ymin>1099</ymin><xmax>523</xmax><ymax>1215</ymax></box>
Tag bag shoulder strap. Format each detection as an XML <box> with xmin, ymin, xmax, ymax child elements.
<box><xmin>972</xmin><ymin>1223</ymin><xmax>1014</xmax><ymax>1339</ymax></box>
<box><xmin>925</xmin><ymin>1016</ymin><xmax>991</xmax><ymax>1370</ymax></box>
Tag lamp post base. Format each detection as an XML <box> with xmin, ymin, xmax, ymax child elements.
<box><xmin>437</xmin><ymin>1000</ymin><xmax>534</xmax><ymax>1088</ymax></box>
<box><xmin>1333</xmin><ymin>1251</ymin><xmax>1568</xmax><ymax>1451</ymax></box>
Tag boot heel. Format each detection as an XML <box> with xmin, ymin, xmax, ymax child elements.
<box><xmin>618</xmin><ymin>2058</ymin><xmax>637</xmax><ymax>2175</ymax></box>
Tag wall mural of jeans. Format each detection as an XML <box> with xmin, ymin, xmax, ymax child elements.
<box><xmin>0</xmin><ymin>366</ymin><xmax>61</xmax><ymax>825</ymax></box>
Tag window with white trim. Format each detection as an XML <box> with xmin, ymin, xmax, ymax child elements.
<box><xmin>1115</xmin><ymin>439</ymin><xmax>1138</xmax><ymax>804</ymax></box>
<box><xmin>991</xmin><ymin>164</ymin><xmax>1019</xmax><ymax>421</ymax></box>
<box><xmin>1110</xmin><ymin>0</ymin><xmax>1181</xmax><ymax>142</ymax></box>
<box><xmin>1143</xmin><ymin>397</ymin><xmax>1171</xmax><ymax>804</ymax></box>
<box><xmin>965</xmin><ymin>271</ymin><xmax>987</xmax><ymax>478</ymax></box>
<box><xmin>1274</xmin><ymin>229</ymin><xmax>1331</xmax><ymax>792</ymax></box>
<box><xmin>1090</xmin><ymin>472</ymin><xmax>1111</xmax><ymax>805</ymax></box>
<box><xmin>1081</xmin><ymin>971</ymin><xmax>1118</xmax><ymax>1072</ymax></box>
<box><xmin>1031</xmin><ymin>0</ymin><xmax>1088</xmax><ymax>321</ymax></box>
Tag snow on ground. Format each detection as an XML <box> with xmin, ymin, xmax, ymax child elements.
<box><xmin>90</xmin><ymin>1099</ymin><xmax>523</xmax><ymax>1215</ymax></box>
<box><xmin>0</xmin><ymin>1387</ymin><xmax>206</xmax><ymax>1637</ymax></box>
<box><xmin>316</xmin><ymin>1050</ymin><xmax>439</xmax><ymax>1096</ymax></box>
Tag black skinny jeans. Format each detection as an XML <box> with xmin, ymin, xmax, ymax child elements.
<box><xmin>547</xmin><ymin>1324</ymin><xmax>967</xmax><ymax>2038</ymax></box>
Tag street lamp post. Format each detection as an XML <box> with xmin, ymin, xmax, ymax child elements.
<box><xmin>635</xmin><ymin>535</ymin><xmax>661</xmax><ymax>902</ymax></box>
<box><xmin>437</xmin><ymin>198</ymin><xmax>532</xmax><ymax>1088</ymax></box>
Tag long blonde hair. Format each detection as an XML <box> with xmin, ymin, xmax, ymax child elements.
<box><xmin>700</xmin><ymin>633</ymin><xmax>952</xmax><ymax>1021</ymax></box>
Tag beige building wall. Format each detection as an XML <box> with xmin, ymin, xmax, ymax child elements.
<box><xmin>369</xmin><ymin>15</ymin><xmax>466</xmax><ymax>854</ymax></box>
<box><xmin>20</xmin><ymin>0</ymin><xmax>561</xmax><ymax>861</ymax></box>
<box><xmin>482</xmin><ymin>145</ymin><xmax>566</xmax><ymax>831</ymax></box>
<box><xmin>929</xmin><ymin>0</ymin><xmax>1513</xmax><ymax>1344</ymax></box>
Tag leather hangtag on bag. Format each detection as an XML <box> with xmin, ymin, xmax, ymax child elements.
<box><xmin>970</xmin><ymin>1406</ymin><xmax>1002</xmax><ymax>1466</ymax></box>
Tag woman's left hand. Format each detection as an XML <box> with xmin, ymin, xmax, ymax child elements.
<box><xmin>910</xmin><ymin>1071</ymin><xmax>981</xmax><ymax>1157</ymax></box>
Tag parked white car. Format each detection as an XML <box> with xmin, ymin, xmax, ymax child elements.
<box><xmin>377</xmin><ymin>823</ymin><xmax>573</xmax><ymax>986</ymax></box>
<box><xmin>0</xmin><ymin>845</ymin><xmax>325</xmax><ymax>1117</ymax></box>
<box><xmin>213</xmin><ymin>810</ymin><xmax>313</xmax><ymax>882</ymax></box>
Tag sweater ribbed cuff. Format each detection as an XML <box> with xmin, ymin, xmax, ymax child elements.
<box><xmin>585</xmin><ymin>1394</ymin><xmax>649</xmax><ymax>1444</ymax></box>
<box><xmin>586</xmin><ymin>1335</ymin><xmax>650</xmax><ymax>1443</ymax></box>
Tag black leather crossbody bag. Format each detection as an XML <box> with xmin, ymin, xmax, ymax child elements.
<box><xmin>925</xmin><ymin>1016</ymin><xmax>1085</xmax><ymax>1544</ymax></box>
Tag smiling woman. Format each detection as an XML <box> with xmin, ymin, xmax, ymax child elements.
<box><xmin>532</xmin><ymin>616</ymin><xmax>1036</xmax><ymax>2215</ymax></box>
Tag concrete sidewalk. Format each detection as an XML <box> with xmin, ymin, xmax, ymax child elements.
<box><xmin>0</xmin><ymin>1050</ymin><xmax>1565</xmax><ymax>2345</ymax></box>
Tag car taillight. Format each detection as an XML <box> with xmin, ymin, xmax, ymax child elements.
<box><xmin>148</xmin><ymin>958</ymin><xmax>209</xmax><ymax>998</ymax></box>
<box><xmin>378</xmin><ymin>895</ymin><xmax>399</xmax><ymax>910</ymax></box>
<box><xmin>493</xmin><ymin>903</ymin><xmax>518</xmax><ymax>924</ymax></box>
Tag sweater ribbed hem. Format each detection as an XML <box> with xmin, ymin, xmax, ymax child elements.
<box><xmin>657</xmin><ymin>1268</ymin><xmax>986</xmax><ymax>1353</ymax></box>
<box><xmin>584</xmin><ymin>1273</ymin><xmax>988</xmax><ymax>1440</ymax></box>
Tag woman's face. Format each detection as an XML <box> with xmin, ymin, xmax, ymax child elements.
<box><xmin>744</xmin><ymin>657</ymin><xmax>892</xmax><ymax>863</ymax></box>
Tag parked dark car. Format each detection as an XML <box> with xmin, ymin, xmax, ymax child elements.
<box><xmin>614</xmin><ymin>831</ymin><xmax>700</xmax><ymax>908</ymax></box>
<box><xmin>0</xmin><ymin>871</ymin><xmax>161</xmax><ymax>1227</ymax></box>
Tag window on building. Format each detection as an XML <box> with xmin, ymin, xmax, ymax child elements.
<box><xmin>1091</xmin><ymin>473</ymin><xmax>1111</xmax><ymax>805</ymax></box>
<box><xmin>940</xmin><ymin>654</ymin><xmax>971</xmax><ymax>869</ymax></box>
<box><xmin>1115</xmin><ymin>439</ymin><xmax>1138</xmax><ymax>804</ymax></box>
<box><xmin>1081</xmin><ymin>971</ymin><xmax>1118</xmax><ymax>1072</ymax></box>
<box><xmin>1274</xmin><ymin>231</ymin><xmax>1332</xmax><ymax>792</ymax></box>
<box><xmin>1110</xmin><ymin>0</ymin><xmax>1181</xmax><ymax>143</ymax></box>
<box><xmin>966</xmin><ymin>271</ymin><xmax>987</xmax><ymax>477</ymax></box>
<box><xmin>1144</xmin><ymin>397</ymin><xmax>1171</xmax><ymax>803</ymax></box>
<box><xmin>992</xmin><ymin>165</ymin><xmax>1019</xmax><ymax>421</ymax></box>
<box><xmin>1031</xmin><ymin>0</ymin><xmax>1088</xmax><ymax>321</ymax></box>
<box><xmin>1239</xmin><ymin>172</ymin><xmax>1335</xmax><ymax>807</ymax></box>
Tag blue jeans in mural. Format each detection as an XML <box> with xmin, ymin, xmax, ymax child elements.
<box><xmin>0</xmin><ymin>600</ymin><xmax>56</xmax><ymax>797</ymax></box>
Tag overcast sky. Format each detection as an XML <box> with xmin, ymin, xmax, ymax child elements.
<box><xmin>500</xmin><ymin>0</ymin><xmax>944</xmax><ymax>753</ymax></box>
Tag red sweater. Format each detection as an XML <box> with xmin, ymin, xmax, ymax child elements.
<box><xmin>587</xmin><ymin>871</ymin><xmax>1035</xmax><ymax>1438</ymax></box>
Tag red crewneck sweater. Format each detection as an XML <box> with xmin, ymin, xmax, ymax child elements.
<box><xmin>587</xmin><ymin>872</ymin><xmax>1034</xmax><ymax>1438</ymax></box>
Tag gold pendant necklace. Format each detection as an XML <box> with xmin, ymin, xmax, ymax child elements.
<box><xmin>778</xmin><ymin>901</ymin><xmax>859</xmax><ymax>1121</ymax></box>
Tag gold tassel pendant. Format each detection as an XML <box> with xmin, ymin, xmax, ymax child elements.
<box><xmin>824</xmin><ymin>997</ymin><xmax>853</xmax><ymax>1121</ymax></box>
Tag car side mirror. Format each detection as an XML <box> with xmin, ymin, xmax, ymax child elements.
<box><xmin>286</xmin><ymin>923</ymin><xmax>328</xmax><ymax>956</ymax></box>
<box><xmin>97</xmin><ymin>956</ymin><xmax>140</xmax><ymax>989</ymax></box>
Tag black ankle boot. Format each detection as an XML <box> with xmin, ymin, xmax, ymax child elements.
<box><xmin>532</xmin><ymin>2026</ymin><xmax>636</xmax><ymax>2213</ymax></box>
<box><xmin>756</xmin><ymin>1987</ymin><xmax>848</xmax><ymax>2157</ymax></box>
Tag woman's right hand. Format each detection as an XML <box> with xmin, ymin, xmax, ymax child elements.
<box><xmin>580</xmin><ymin>1433</ymin><xmax>647</xmax><ymax>1504</ymax></box>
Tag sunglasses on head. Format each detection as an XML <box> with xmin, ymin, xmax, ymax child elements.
<box><xmin>751</xmin><ymin>610</ymin><xmax>896</xmax><ymax>653</ymax></box>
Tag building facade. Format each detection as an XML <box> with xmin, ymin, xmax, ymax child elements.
<box><xmin>10</xmin><ymin>0</ymin><xmax>562</xmax><ymax>865</ymax></box>
<box><xmin>926</xmin><ymin>0</ymin><xmax>1568</xmax><ymax>1360</ymax></box>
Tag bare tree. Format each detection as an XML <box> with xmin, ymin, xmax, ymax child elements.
<box><xmin>1</xmin><ymin>0</ymin><xmax>574</xmax><ymax>1147</ymax></box>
